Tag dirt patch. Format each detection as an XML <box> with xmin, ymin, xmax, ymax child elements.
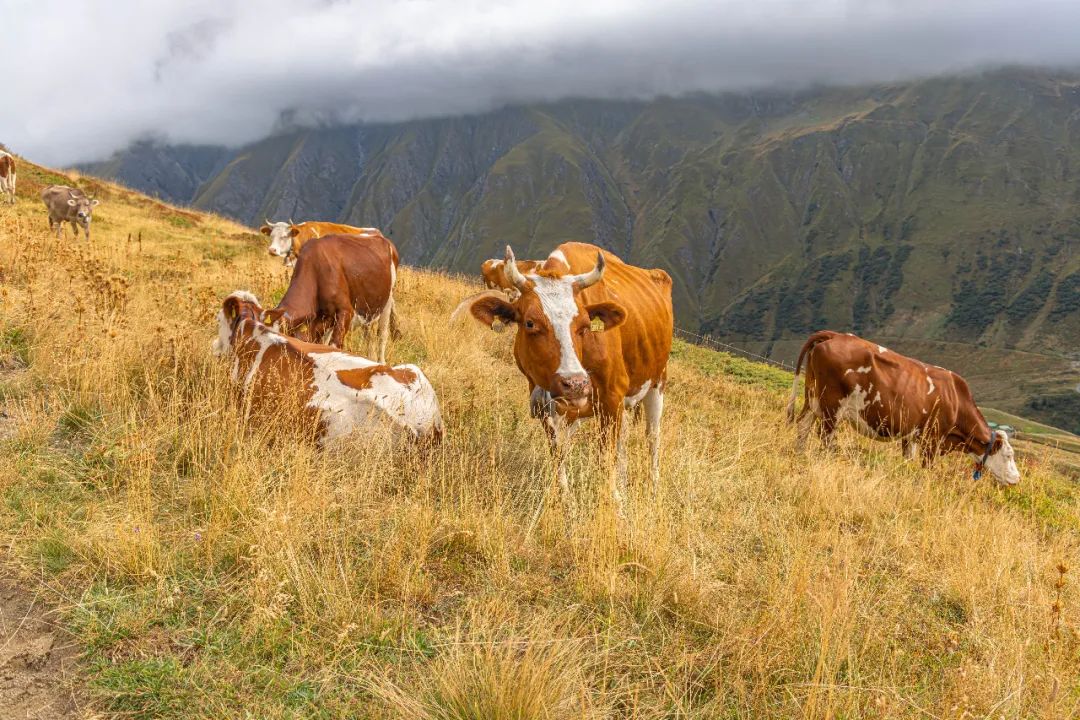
<box><xmin>0</xmin><ymin>563</ymin><xmax>90</xmax><ymax>719</ymax></box>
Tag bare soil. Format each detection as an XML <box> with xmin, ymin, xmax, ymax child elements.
<box><xmin>0</xmin><ymin>562</ymin><xmax>89</xmax><ymax>719</ymax></box>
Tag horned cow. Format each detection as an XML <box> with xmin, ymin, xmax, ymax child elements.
<box><xmin>464</xmin><ymin>242</ymin><xmax>673</xmax><ymax>512</ymax></box>
<box><xmin>41</xmin><ymin>185</ymin><xmax>99</xmax><ymax>240</ymax></box>
<box><xmin>788</xmin><ymin>330</ymin><xmax>1020</xmax><ymax>485</ymax></box>
<box><xmin>261</xmin><ymin>220</ymin><xmax>381</xmax><ymax>267</ymax></box>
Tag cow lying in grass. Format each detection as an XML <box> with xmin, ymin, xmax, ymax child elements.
<box><xmin>212</xmin><ymin>291</ymin><xmax>443</xmax><ymax>445</ymax></box>
<box><xmin>788</xmin><ymin>330</ymin><xmax>1020</xmax><ymax>485</ymax></box>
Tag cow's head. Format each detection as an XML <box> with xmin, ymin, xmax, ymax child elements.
<box><xmin>978</xmin><ymin>429</ymin><xmax>1021</xmax><ymax>486</ymax></box>
<box><xmin>67</xmin><ymin>196</ymin><xmax>99</xmax><ymax>228</ymax></box>
<box><xmin>467</xmin><ymin>246</ymin><xmax>626</xmax><ymax>414</ymax></box>
<box><xmin>480</xmin><ymin>259</ymin><xmax>505</xmax><ymax>290</ymax></box>
<box><xmin>212</xmin><ymin>290</ymin><xmax>264</xmax><ymax>356</ymax></box>
<box><xmin>260</xmin><ymin>220</ymin><xmax>299</xmax><ymax>260</ymax></box>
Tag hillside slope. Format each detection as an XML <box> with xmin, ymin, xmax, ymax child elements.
<box><xmin>2</xmin><ymin>157</ymin><xmax>1080</xmax><ymax>717</ymax></box>
<box><xmin>81</xmin><ymin>69</ymin><xmax>1080</xmax><ymax>431</ymax></box>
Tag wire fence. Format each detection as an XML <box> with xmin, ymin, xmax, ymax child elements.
<box><xmin>674</xmin><ymin>327</ymin><xmax>796</xmax><ymax>371</ymax></box>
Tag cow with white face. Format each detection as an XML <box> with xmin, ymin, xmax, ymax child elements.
<box><xmin>261</xmin><ymin>220</ymin><xmax>381</xmax><ymax>267</ymax></box>
<box><xmin>788</xmin><ymin>330</ymin><xmax>1021</xmax><ymax>485</ymax></box>
<box><xmin>463</xmin><ymin>242</ymin><xmax>673</xmax><ymax>512</ymax></box>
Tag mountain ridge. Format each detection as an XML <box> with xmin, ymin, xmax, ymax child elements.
<box><xmin>79</xmin><ymin>68</ymin><xmax>1080</xmax><ymax>430</ymax></box>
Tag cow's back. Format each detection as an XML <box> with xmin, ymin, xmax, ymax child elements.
<box><xmin>806</xmin><ymin>334</ymin><xmax>963</xmax><ymax>437</ymax></box>
<box><xmin>297</xmin><ymin>233</ymin><xmax>396</xmax><ymax>317</ymax></box>
<box><xmin>558</xmin><ymin>242</ymin><xmax>673</xmax><ymax>387</ymax></box>
<box><xmin>41</xmin><ymin>185</ymin><xmax>76</xmax><ymax>217</ymax></box>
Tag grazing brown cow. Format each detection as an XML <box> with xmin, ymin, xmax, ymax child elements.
<box><xmin>0</xmin><ymin>151</ymin><xmax>15</xmax><ymax>204</ymax></box>
<box><xmin>463</xmin><ymin>242</ymin><xmax>673</xmax><ymax>511</ymax></box>
<box><xmin>41</xmin><ymin>185</ymin><xmax>99</xmax><ymax>240</ymax></box>
<box><xmin>480</xmin><ymin>257</ymin><xmax>544</xmax><ymax>299</ymax></box>
<box><xmin>261</xmin><ymin>220</ymin><xmax>381</xmax><ymax>267</ymax></box>
<box><xmin>787</xmin><ymin>330</ymin><xmax>1020</xmax><ymax>485</ymax></box>
<box><xmin>263</xmin><ymin>233</ymin><xmax>399</xmax><ymax>362</ymax></box>
<box><xmin>212</xmin><ymin>291</ymin><xmax>443</xmax><ymax>444</ymax></box>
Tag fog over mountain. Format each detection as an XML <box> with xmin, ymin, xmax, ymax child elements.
<box><xmin>7</xmin><ymin>0</ymin><xmax>1080</xmax><ymax>165</ymax></box>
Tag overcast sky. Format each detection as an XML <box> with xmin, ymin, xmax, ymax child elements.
<box><xmin>6</xmin><ymin>0</ymin><xmax>1080</xmax><ymax>166</ymax></box>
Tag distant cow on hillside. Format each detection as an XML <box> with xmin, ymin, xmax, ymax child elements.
<box><xmin>41</xmin><ymin>185</ymin><xmax>99</xmax><ymax>241</ymax></box>
<box><xmin>212</xmin><ymin>291</ymin><xmax>443</xmax><ymax>445</ymax></box>
<box><xmin>480</xmin><ymin>257</ymin><xmax>544</xmax><ymax>300</ymax></box>
<box><xmin>0</xmin><ymin>151</ymin><xmax>15</xmax><ymax>204</ymax></box>
<box><xmin>787</xmin><ymin>330</ymin><xmax>1020</xmax><ymax>485</ymax></box>
<box><xmin>261</xmin><ymin>220</ymin><xmax>381</xmax><ymax>267</ymax></box>
<box><xmin>263</xmin><ymin>233</ymin><xmax>399</xmax><ymax>362</ymax></box>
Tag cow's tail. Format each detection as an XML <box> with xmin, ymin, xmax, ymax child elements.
<box><xmin>786</xmin><ymin>330</ymin><xmax>840</xmax><ymax>423</ymax></box>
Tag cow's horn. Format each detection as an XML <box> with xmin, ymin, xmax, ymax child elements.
<box><xmin>265</xmin><ymin>218</ymin><xmax>272</xmax><ymax>226</ymax></box>
<box><xmin>504</xmin><ymin>245</ymin><xmax>529</xmax><ymax>291</ymax></box>
<box><xmin>289</xmin><ymin>217</ymin><xmax>296</xmax><ymax>226</ymax></box>
<box><xmin>571</xmin><ymin>252</ymin><xmax>605</xmax><ymax>290</ymax></box>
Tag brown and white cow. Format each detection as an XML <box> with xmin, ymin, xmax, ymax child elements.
<box><xmin>0</xmin><ymin>151</ymin><xmax>15</xmax><ymax>204</ymax></box>
<box><xmin>261</xmin><ymin>220</ymin><xmax>381</xmax><ymax>267</ymax></box>
<box><xmin>480</xmin><ymin>257</ymin><xmax>544</xmax><ymax>299</ymax></box>
<box><xmin>263</xmin><ymin>233</ymin><xmax>399</xmax><ymax>362</ymax></box>
<box><xmin>787</xmin><ymin>330</ymin><xmax>1020</xmax><ymax>485</ymax></box>
<box><xmin>463</xmin><ymin>242</ymin><xmax>673</xmax><ymax>510</ymax></box>
<box><xmin>41</xmin><ymin>185</ymin><xmax>98</xmax><ymax>240</ymax></box>
<box><xmin>212</xmin><ymin>291</ymin><xmax>442</xmax><ymax>444</ymax></box>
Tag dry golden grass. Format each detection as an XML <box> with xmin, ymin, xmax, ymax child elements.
<box><xmin>0</xmin><ymin>158</ymin><xmax>1079</xmax><ymax>718</ymax></box>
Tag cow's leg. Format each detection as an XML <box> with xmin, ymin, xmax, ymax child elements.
<box><xmin>375</xmin><ymin>294</ymin><xmax>394</xmax><ymax>364</ymax></box>
<box><xmin>817</xmin><ymin>407</ymin><xmax>838</xmax><ymax>448</ymax></box>
<box><xmin>70</xmin><ymin>220</ymin><xmax>78</xmax><ymax>239</ymax></box>
<box><xmin>642</xmin><ymin>385</ymin><xmax>664</xmax><ymax>487</ymax></box>
<box><xmin>330</xmin><ymin>310</ymin><xmax>351</xmax><ymax>348</ymax></box>
<box><xmin>539</xmin><ymin>408</ymin><xmax>578</xmax><ymax>518</ymax></box>
<box><xmin>902</xmin><ymin>435</ymin><xmax>919</xmax><ymax>461</ymax></box>
<box><xmin>597</xmin><ymin>404</ymin><xmax>627</xmax><ymax>517</ymax></box>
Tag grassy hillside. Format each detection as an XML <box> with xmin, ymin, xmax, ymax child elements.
<box><xmin>3</xmin><ymin>157</ymin><xmax>1080</xmax><ymax>718</ymax></box>
<box><xmin>81</xmin><ymin>69</ymin><xmax>1080</xmax><ymax>430</ymax></box>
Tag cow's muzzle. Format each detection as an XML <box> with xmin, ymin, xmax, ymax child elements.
<box><xmin>551</xmin><ymin>373</ymin><xmax>591</xmax><ymax>409</ymax></box>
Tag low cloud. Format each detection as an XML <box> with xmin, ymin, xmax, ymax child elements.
<box><xmin>7</xmin><ymin>0</ymin><xmax>1080</xmax><ymax>165</ymax></box>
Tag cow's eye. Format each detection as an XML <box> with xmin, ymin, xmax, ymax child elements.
<box><xmin>525</xmin><ymin>320</ymin><xmax>535</xmax><ymax>329</ymax></box>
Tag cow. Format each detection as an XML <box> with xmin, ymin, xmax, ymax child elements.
<box><xmin>261</xmin><ymin>220</ymin><xmax>381</xmax><ymax>267</ymax></box>
<box><xmin>263</xmin><ymin>233</ymin><xmax>399</xmax><ymax>362</ymax></box>
<box><xmin>41</xmin><ymin>185</ymin><xmax>99</xmax><ymax>241</ymax></box>
<box><xmin>211</xmin><ymin>290</ymin><xmax>443</xmax><ymax>445</ymax></box>
<box><xmin>0</xmin><ymin>151</ymin><xmax>15</xmax><ymax>204</ymax></box>
<box><xmin>461</xmin><ymin>242</ymin><xmax>673</xmax><ymax>512</ymax></box>
<box><xmin>787</xmin><ymin>330</ymin><xmax>1020</xmax><ymax>485</ymax></box>
<box><xmin>480</xmin><ymin>257</ymin><xmax>544</xmax><ymax>300</ymax></box>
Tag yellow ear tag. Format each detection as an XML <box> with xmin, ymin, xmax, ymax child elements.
<box><xmin>590</xmin><ymin>317</ymin><xmax>606</xmax><ymax>332</ymax></box>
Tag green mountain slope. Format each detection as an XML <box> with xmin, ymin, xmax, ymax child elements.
<box><xmin>81</xmin><ymin>68</ymin><xmax>1080</xmax><ymax>430</ymax></box>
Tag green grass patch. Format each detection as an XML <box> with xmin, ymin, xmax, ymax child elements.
<box><xmin>671</xmin><ymin>339</ymin><xmax>792</xmax><ymax>392</ymax></box>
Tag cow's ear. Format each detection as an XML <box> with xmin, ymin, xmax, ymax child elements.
<box><xmin>259</xmin><ymin>225</ymin><xmax>272</xmax><ymax>235</ymax></box>
<box><xmin>90</xmin><ymin>199</ymin><xmax>100</xmax><ymax>207</ymax></box>
<box><xmin>469</xmin><ymin>295</ymin><xmax>518</xmax><ymax>329</ymax></box>
<box><xmin>585</xmin><ymin>301</ymin><xmax>626</xmax><ymax>332</ymax></box>
<box><xmin>222</xmin><ymin>297</ymin><xmax>241</xmax><ymax>322</ymax></box>
<box><xmin>67</xmin><ymin>199</ymin><xmax>77</xmax><ymax>206</ymax></box>
<box><xmin>288</xmin><ymin>227</ymin><xmax>300</xmax><ymax>237</ymax></box>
